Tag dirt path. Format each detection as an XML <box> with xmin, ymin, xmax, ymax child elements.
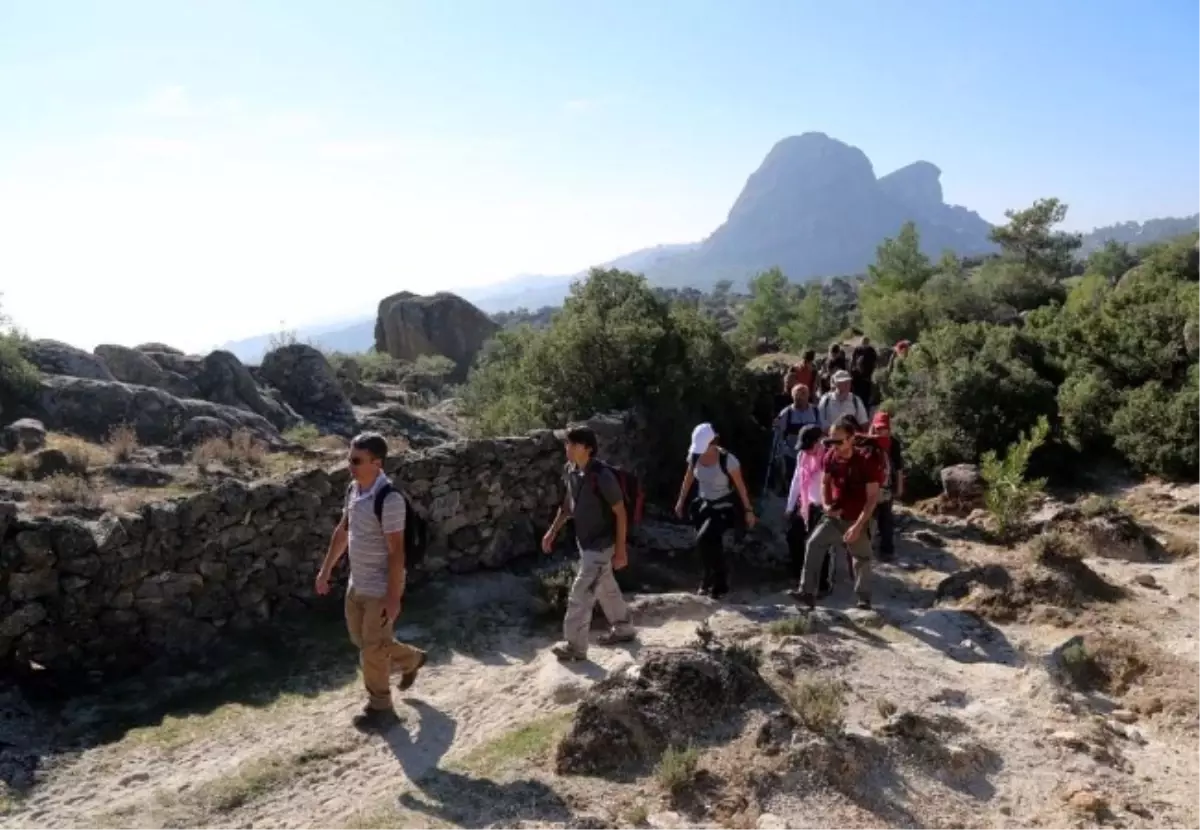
<box><xmin>3</xmin><ymin>482</ymin><xmax>1197</xmax><ymax>829</ymax></box>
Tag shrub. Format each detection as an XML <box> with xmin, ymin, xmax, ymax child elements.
<box><xmin>48</xmin><ymin>434</ymin><xmax>108</xmax><ymax>471</ymax></box>
<box><xmin>889</xmin><ymin>322</ymin><xmax>1057</xmax><ymax>484</ymax></box>
<box><xmin>42</xmin><ymin>473</ymin><xmax>98</xmax><ymax>507</ymax></box>
<box><xmin>980</xmin><ymin>416</ymin><xmax>1050</xmax><ymax>542</ymax></box>
<box><xmin>654</xmin><ymin>745</ymin><xmax>699</xmax><ymax>793</ymax></box>
<box><xmin>0</xmin><ymin>331</ymin><xmax>38</xmax><ymax>412</ymax></box>
<box><xmin>787</xmin><ymin>678</ymin><xmax>846</xmax><ymax>734</ymax></box>
<box><xmin>193</xmin><ymin>429</ymin><xmax>266</xmax><ymax>470</ymax></box>
<box><xmin>766</xmin><ymin>616</ymin><xmax>811</xmax><ymax>637</ymax></box>
<box><xmin>1109</xmin><ymin>366</ymin><xmax>1199</xmax><ymax>480</ymax></box>
<box><xmin>1057</xmin><ymin>370</ymin><xmax>1118</xmax><ymax>452</ymax></box>
<box><xmin>282</xmin><ymin>424</ymin><xmax>321</xmax><ymax>446</ymax></box>
<box><xmin>105</xmin><ymin>423</ymin><xmax>139</xmax><ymax>462</ymax></box>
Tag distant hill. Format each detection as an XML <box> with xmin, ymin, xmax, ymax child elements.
<box><xmin>1078</xmin><ymin>215</ymin><xmax>1199</xmax><ymax>255</ymax></box>
<box><xmin>218</xmin><ymin>133</ymin><xmax>1197</xmax><ymax>363</ymax></box>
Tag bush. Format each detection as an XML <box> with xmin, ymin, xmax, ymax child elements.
<box><xmin>193</xmin><ymin>429</ymin><xmax>266</xmax><ymax>470</ymax></box>
<box><xmin>42</xmin><ymin>473</ymin><xmax>98</xmax><ymax>507</ymax></box>
<box><xmin>981</xmin><ymin>416</ymin><xmax>1050</xmax><ymax>542</ymax></box>
<box><xmin>787</xmin><ymin>678</ymin><xmax>846</xmax><ymax>734</ymax></box>
<box><xmin>1110</xmin><ymin>366</ymin><xmax>1200</xmax><ymax>480</ymax></box>
<box><xmin>105</xmin><ymin>424</ymin><xmax>139</xmax><ymax>462</ymax></box>
<box><xmin>1057</xmin><ymin>370</ymin><xmax>1118</xmax><ymax>452</ymax></box>
<box><xmin>0</xmin><ymin>331</ymin><xmax>38</xmax><ymax>412</ymax></box>
<box><xmin>462</xmin><ymin>269</ymin><xmax>757</xmax><ymax>498</ymax></box>
<box><xmin>654</xmin><ymin>745</ymin><xmax>699</xmax><ymax>792</ymax></box>
<box><xmin>888</xmin><ymin>322</ymin><xmax>1057</xmax><ymax>484</ymax></box>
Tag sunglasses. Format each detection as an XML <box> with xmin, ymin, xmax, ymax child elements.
<box><xmin>349</xmin><ymin>455</ymin><xmax>370</xmax><ymax>467</ymax></box>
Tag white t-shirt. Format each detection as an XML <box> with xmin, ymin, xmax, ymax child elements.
<box><xmin>689</xmin><ymin>451</ymin><xmax>741</xmax><ymax>501</ymax></box>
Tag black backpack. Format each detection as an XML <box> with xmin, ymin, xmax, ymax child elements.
<box><xmin>347</xmin><ymin>480</ymin><xmax>429</xmax><ymax>567</ymax></box>
<box><xmin>689</xmin><ymin>447</ymin><xmax>731</xmax><ymax>477</ymax></box>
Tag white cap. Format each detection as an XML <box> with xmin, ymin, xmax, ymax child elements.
<box><xmin>833</xmin><ymin>369</ymin><xmax>852</xmax><ymax>383</ymax></box>
<box><xmin>688</xmin><ymin>422</ymin><xmax>716</xmax><ymax>456</ymax></box>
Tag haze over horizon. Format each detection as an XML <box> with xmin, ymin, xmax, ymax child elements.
<box><xmin>2</xmin><ymin>0</ymin><xmax>1197</xmax><ymax>353</ymax></box>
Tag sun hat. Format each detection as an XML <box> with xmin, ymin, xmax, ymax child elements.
<box><xmin>688</xmin><ymin>422</ymin><xmax>717</xmax><ymax>456</ymax></box>
<box><xmin>832</xmin><ymin>369</ymin><xmax>852</xmax><ymax>383</ymax></box>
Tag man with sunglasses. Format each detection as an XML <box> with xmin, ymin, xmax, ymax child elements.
<box><xmin>315</xmin><ymin>432</ymin><xmax>426</xmax><ymax>732</ymax></box>
<box><xmin>794</xmin><ymin>414</ymin><xmax>884</xmax><ymax>611</ymax></box>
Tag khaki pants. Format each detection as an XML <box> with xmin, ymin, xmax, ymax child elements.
<box><xmin>799</xmin><ymin>515</ymin><xmax>873</xmax><ymax>598</ymax></box>
<box><xmin>345</xmin><ymin>588</ymin><xmax>425</xmax><ymax>710</ymax></box>
<box><xmin>563</xmin><ymin>546</ymin><xmax>633</xmax><ymax>655</ymax></box>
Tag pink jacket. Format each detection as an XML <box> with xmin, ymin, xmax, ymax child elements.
<box><xmin>786</xmin><ymin>450</ymin><xmax>823</xmax><ymax>524</ymax></box>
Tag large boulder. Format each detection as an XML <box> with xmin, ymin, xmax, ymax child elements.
<box><xmin>33</xmin><ymin>376</ymin><xmax>280</xmax><ymax>446</ymax></box>
<box><xmin>2</xmin><ymin>418</ymin><xmax>46</xmax><ymax>453</ymax></box>
<box><xmin>20</xmin><ymin>339</ymin><xmax>115</xmax><ymax>381</ymax></box>
<box><xmin>94</xmin><ymin>344</ymin><xmax>198</xmax><ymax>399</ymax></box>
<box><xmin>259</xmin><ymin>345</ymin><xmax>356</xmax><ymax>435</ymax></box>
<box><xmin>374</xmin><ymin>292</ymin><xmax>500</xmax><ymax>381</ymax></box>
<box><xmin>134</xmin><ymin>342</ymin><xmax>183</xmax><ymax>355</ymax></box>
<box><xmin>193</xmin><ymin>350</ymin><xmax>299</xmax><ymax>430</ymax></box>
<box><xmin>358</xmin><ymin>403</ymin><xmax>459</xmax><ymax>448</ymax></box>
<box><xmin>941</xmin><ymin>464</ymin><xmax>984</xmax><ymax>502</ymax></box>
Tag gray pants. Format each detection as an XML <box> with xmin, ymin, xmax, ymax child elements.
<box><xmin>800</xmin><ymin>515</ymin><xmax>873</xmax><ymax>598</ymax></box>
<box><xmin>563</xmin><ymin>546</ymin><xmax>633</xmax><ymax>654</ymax></box>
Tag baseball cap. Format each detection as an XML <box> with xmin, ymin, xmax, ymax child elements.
<box><xmin>832</xmin><ymin>369</ymin><xmax>852</xmax><ymax>383</ymax></box>
<box><xmin>688</xmin><ymin>422</ymin><xmax>716</xmax><ymax>456</ymax></box>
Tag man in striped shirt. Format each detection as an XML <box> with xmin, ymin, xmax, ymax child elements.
<box><xmin>316</xmin><ymin>433</ymin><xmax>426</xmax><ymax>732</ymax></box>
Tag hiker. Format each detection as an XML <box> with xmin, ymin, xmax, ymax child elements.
<box><xmin>541</xmin><ymin>426</ymin><xmax>636</xmax><ymax>662</ymax></box>
<box><xmin>818</xmin><ymin>370</ymin><xmax>868</xmax><ymax>429</ymax></box>
<box><xmin>869</xmin><ymin>411</ymin><xmax>905</xmax><ymax>562</ymax></box>
<box><xmin>784</xmin><ymin>424</ymin><xmax>835</xmax><ymax>595</ymax></box>
<box><xmin>794</xmin><ymin>414</ymin><xmax>884</xmax><ymax>610</ymax></box>
<box><xmin>783</xmin><ymin>349</ymin><xmax>818</xmax><ymax>397</ymax></box>
<box><xmin>315</xmin><ymin>432</ymin><xmax>426</xmax><ymax>732</ymax></box>
<box><xmin>894</xmin><ymin>339</ymin><xmax>911</xmax><ymax>361</ymax></box>
<box><xmin>774</xmin><ymin>383</ymin><xmax>820</xmax><ymax>486</ymax></box>
<box><xmin>820</xmin><ymin>344</ymin><xmax>848</xmax><ymax>394</ymax></box>
<box><xmin>850</xmin><ymin>337</ymin><xmax>876</xmax><ymax>414</ymax></box>
<box><xmin>673</xmin><ymin>423</ymin><xmax>757</xmax><ymax>599</ymax></box>
<box><xmin>852</xmin><ymin>337</ymin><xmax>878</xmax><ymax>379</ymax></box>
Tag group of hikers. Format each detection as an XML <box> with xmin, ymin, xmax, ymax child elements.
<box><xmin>316</xmin><ymin>338</ymin><xmax>913</xmax><ymax>731</ymax></box>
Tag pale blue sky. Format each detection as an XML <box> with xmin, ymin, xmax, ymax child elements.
<box><xmin>1</xmin><ymin>0</ymin><xmax>1196</xmax><ymax>350</ymax></box>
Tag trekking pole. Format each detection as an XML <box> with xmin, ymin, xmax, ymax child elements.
<box><xmin>756</xmin><ymin>431</ymin><xmax>780</xmax><ymax>513</ymax></box>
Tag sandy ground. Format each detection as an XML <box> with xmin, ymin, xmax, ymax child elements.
<box><xmin>2</xmin><ymin>481</ymin><xmax>1197</xmax><ymax>829</ymax></box>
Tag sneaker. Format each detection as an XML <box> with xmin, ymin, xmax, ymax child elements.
<box><xmin>597</xmin><ymin>629</ymin><xmax>636</xmax><ymax>646</ymax></box>
<box><xmin>793</xmin><ymin>592</ymin><xmax>816</xmax><ymax>610</ymax></box>
<box><xmin>396</xmin><ymin>652</ymin><xmax>427</xmax><ymax>692</ymax></box>
<box><xmin>551</xmin><ymin>643</ymin><xmax>587</xmax><ymax>662</ymax></box>
<box><xmin>352</xmin><ymin>706</ymin><xmax>399</xmax><ymax>733</ymax></box>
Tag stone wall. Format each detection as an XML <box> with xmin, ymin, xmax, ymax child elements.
<box><xmin>0</xmin><ymin>415</ymin><xmax>641</xmax><ymax>680</ymax></box>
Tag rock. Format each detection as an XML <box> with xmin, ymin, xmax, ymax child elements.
<box><xmin>1133</xmin><ymin>573</ymin><xmax>1159</xmax><ymax>589</ymax></box>
<box><xmin>646</xmin><ymin>812</ymin><xmax>685</xmax><ymax>830</ymax></box>
<box><xmin>259</xmin><ymin>345</ymin><xmax>356</xmax><ymax>435</ymax></box>
<box><xmin>913</xmin><ymin>528</ymin><xmax>945</xmax><ymax>548</ymax></box>
<box><xmin>756</xmin><ymin>814</ymin><xmax>787</xmax><ymax>830</ymax></box>
<box><xmin>1066</xmin><ymin>789</ymin><xmax>1108</xmax><ymax>816</ymax></box>
<box><xmin>94</xmin><ymin>344</ymin><xmax>198</xmax><ymax>399</ymax></box>
<box><xmin>374</xmin><ymin>292</ymin><xmax>500</xmax><ymax>382</ymax></box>
<box><xmin>27</xmin><ymin>448</ymin><xmax>86</xmax><ymax>480</ymax></box>
<box><xmin>193</xmin><ymin>350</ymin><xmax>299</xmax><ymax>430</ymax></box>
<box><xmin>358</xmin><ymin>404</ymin><xmax>458</xmax><ymax>449</ymax></box>
<box><xmin>135</xmin><ymin>342</ymin><xmax>183</xmax><ymax>355</ymax></box>
<box><xmin>1110</xmin><ymin>708</ymin><xmax>1137</xmax><ymax>724</ymax></box>
<box><xmin>104</xmin><ymin>464</ymin><xmax>174</xmax><ymax>488</ymax></box>
<box><xmin>536</xmin><ymin>657</ymin><xmax>600</xmax><ymax>705</ymax></box>
<box><xmin>1050</xmin><ymin>730</ymin><xmax>1090</xmax><ymax>752</ymax></box>
<box><xmin>940</xmin><ymin>464</ymin><xmax>983</xmax><ymax>502</ymax></box>
<box><xmin>1080</xmin><ymin>509</ymin><xmax>1168</xmax><ymax>562</ymax></box>
<box><xmin>179</xmin><ymin>416</ymin><xmax>233</xmax><ymax>447</ymax></box>
<box><xmin>33</xmin><ymin>375</ymin><xmax>280</xmax><ymax>446</ymax></box>
<box><xmin>555</xmin><ymin>645</ymin><xmax>766</xmax><ymax>776</ymax></box>
<box><xmin>3</xmin><ymin>418</ymin><xmax>47</xmax><ymax>453</ymax></box>
<box><xmin>21</xmin><ymin>339</ymin><xmax>115</xmax><ymax>381</ymax></box>
<box><xmin>1172</xmin><ymin>501</ymin><xmax>1199</xmax><ymax>516</ymax></box>
<box><xmin>934</xmin><ymin>564</ymin><xmax>1011</xmax><ymax>603</ymax></box>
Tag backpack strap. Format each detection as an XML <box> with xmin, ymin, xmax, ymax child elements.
<box><xmin>373</xmin><ymin>480</ymin><xmax>395</xmax><ymax>525</ymax></box>
<box><xmin>718</xmin><ymin>449</ymin><xmax>729</xmax><ymax>477</ymax></box>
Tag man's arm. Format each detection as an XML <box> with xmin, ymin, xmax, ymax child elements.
<box><xmin>820</xmin><ymin>470</ymin><xmax>835</xmax><ymax>515</ymax></box>
<box><xmin>853</xmin><ymin>483</ymin><xmax>880</xmax><ymax>532</ymax></box>
<box><xmin>542</xmin><ymin>485</ymin><xmax>572</xmax><ymax>552</ymax></box>
<box><xmin>598</xmin><ymin>470</ymin><xmax>629</xmax><ymax>568</ymax></box>
<box><xmin>384</xmin><ymin>530</ymin><xmax>406</xmax><ymax>601</ymax></box>
<box><xmin>316</xmin><ymin>515</ymin><xmax>349</xmax><ymax>588</ymax></box>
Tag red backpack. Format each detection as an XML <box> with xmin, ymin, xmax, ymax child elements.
<box><xmin>590</xmin><ymin>461</ymin><xmax>645</xmax><ymax>525</ymax></box>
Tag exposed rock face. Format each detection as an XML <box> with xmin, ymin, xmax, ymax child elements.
<box><xmin>358</xmin><ymin>404</ymin><xmax>459</xmax><ymax>449</ymax></box>
<box><xmin>135</xmin><ymin>342</ymin><xmax>183</xmax><ymax>355</ymax></box>
<box><xmin>555</xmin><ymin>644</ymin><xmax>767</xmax><ymax>776</ymax></box>
<box><xmin>941</xmin><ymin>464</ymin><xmax>984</xmax><ymax>502</ymax></box>
<box><xmin>259</xmin><ymin>345</ymin><xmax>356</xmax><ymax>435</ymax></box>
<box><xmin>644</xmin><ymin>133</ymin><xmax>996</xmax><ymax>287</ymax></box>
<box><xmin>33</xmin><ymin>376</ymin><xmax>280</xmax><ymax>446</ymax></box>
<box><xmin>20</xmin><ymin>340</ymin><xmax>115</xmax><ymax>382</ymax></box>
<box><xmin>94</xmin><ymin>344</ymin><xmax>198</xmax><ymax>399</ymax></box>
<box><xmin>194</xmin><ymin>351</ymin><xmax>299</xmax><ymax>431</ymax></box>
<box><xmin>374</xmin><ymin>292</ymin><xmax>500</xmax><ymax>381</ymax></box>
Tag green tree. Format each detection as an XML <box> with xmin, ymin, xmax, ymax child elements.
<box><xmin>859</xmin><ymin>288</ymin><xmax>927</xmax><ymax>344</ymax></box>
<box><xmin>0</xmin><ymin>294</ymin><xmax>38</xmax><ymax>413</ymax></box>
<box><xmin>988</xmin><ymin>197</ymin><xmax>1082</xmax><ymax>281</ymax></box>
<box><xmin>780</xmin><ymin>283</ymin><xmax>843</xmax><ymax>352</ymax></box>
<box><xmin>981</xmin><ymin>416</ymin><xmax>1050</xmax><ymax>542</ymax></box>
<box><xmin>867</xmin><ymin>222</ymin><xmax>935</xmax><ymax>293</ymax></box>
<box><xmin>1085</xmin><ymin>240</ymin><xmax>1137</xmax><ymax>283</ymax></box>
<box><xmin>735</xmin><ymin>267</ymin><xmax>796</xmax><ymax>346</ymax></box>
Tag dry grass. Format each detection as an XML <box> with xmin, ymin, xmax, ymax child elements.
<box><xmin>282</xmin><ymin>423</ymin><xmax>321</xmax><ymax>445</ymax></box>
<box><xmin>40</xmin><ymin>474</ymin><xmax>98</xmax><ymax>507</ymax></box>
<box><xmin>1060</xmin><ymin>635</ymin><xmax>1149</xmax><ymax>695</ymax></box>
<box><xmin>105</xmin><ymin>423</ymin><xmax>139</xmax><ymax>462</ymax></box>
<box><xmin>787</xmin><ymin>678</ymin><xmax>846</xmax><ymax>734</ymax></box>
<box><xmin>655</xmin><ymin>744</ymin><xmax>700</xmax><ymax>793</ymax></box>
<box><xmin>454</xmin><ymin>711</ymin><xmax>574</xmax><ymax>776</ymax></box>
<box><xmin>625</xmin><ymin>802</ymin><xmax>650</xmax><ymax>826</ymax></box>
<box><xmin>193</xmin><ymin>429</ymin><xmax>266</xmax><ymax>470</ymax></box>
<box><xmin>766</xmin><ymin>615</ymin><xmax>811</xmax><ymax>637</ymax></box>
<box><xmin>46</xmin><ymin>433</ymin><xmax>109</xmax><ymax>470</ymax></box>
<box><xmin>0</xmin><ymin>452</ymin><xmax>36</xmax><ymax>479</ymax></box>
<box><xmin>876</xmin><ymin>697</ymin><xmax>899</xmax><ymax>719</ymax></box>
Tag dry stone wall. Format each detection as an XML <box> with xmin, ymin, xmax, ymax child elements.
<box><xmin>0</xmin><ymin>416</ymin><xmax>641</xmax><ymax>680</ymax></box>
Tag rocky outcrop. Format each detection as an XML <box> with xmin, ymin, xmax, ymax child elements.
<box><xmin>0</xmin><ymin>427</ymin><xmax>580</xmax><ymax>677</ymax></box>
<box><xmin>193</xmin><ymin>351</ymin><xmax>299</xmax><ymax>431</ymax></box>
<box><xmin>135</xmin><ymin>343</ymin><xmax>183</xmax><ymax>355</ymax></box>
<box><xmin>94</xmin><ymin>344</ymin><xmax>198</xmax><ymax>399</ymax></box>
<box><xmin>33</xmin><ymin>376</ymin><xmax>280</xmax><ymax>446</ymax></box>
<box><xmin>259</xmin><ymin>345</ymin><xmax>356</xmax><ymax>435</ymax></box>
<box><xmin>2</xmin><ymin>419</ymin><xmax>46</xmax><ymax>454</ymax></box>
<box><xmin>941</xmin><ymin>464</ymin><xmax>984</xmax><ymax>502</ymax></box>
<box><xmin>358</xmin><ymin>404</ymin><xmax>459</xmax><ymax>449</ymax></box>
<box><xmin>20</xmin><ymin>340</ymin><xmax>115</xmax><ymax>382</ymax></box>
<box><xmin>374</xmin><ymin>292</ymin><xmax>500</xmax><ymax>381</ymax></box>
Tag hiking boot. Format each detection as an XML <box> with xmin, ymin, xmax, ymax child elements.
<box><xmin>550</xmin><ymin>643</ymin><xmax>587</xmax><ymax>662</ymax></box>
<box><xmin>396</xmin><ymin>652</ymin><xmax>427</xmax><ymax>692</ymax></box>
<box><xmin>695</xmin><ymin>585</ymin><xmax>712</xmax><ymax>597</ymax></box>
<box><xmin>597</xmin><ymin>629</ymin><xmax>636</xmax><ymax>646</ymax></box>
<box><xmin>352</xmin><ymin>706</ymin><xmax>399</xmax><ymax>733</ymax></box>
<box><xmin>855</xmin><ymin>594</ymin><xmax>873</xmax><ymax>610</ymax></box>
<box><xmin>790</xmin><ymin>591</ymin><xmax>816</xmax><ymax>610</ymax></box>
